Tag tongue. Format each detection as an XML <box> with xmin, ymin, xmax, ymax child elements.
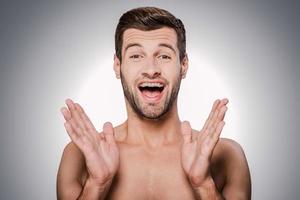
<box><xmin>142</xmin><ymin>90</ymin><xmax>161</xmax><ymax>98</ymax></box>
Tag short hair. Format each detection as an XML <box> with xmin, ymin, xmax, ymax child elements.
<box><xmin>115</xmin><ymin>7</ymin><xmax>186</xmax><ymax>63</ymax></box>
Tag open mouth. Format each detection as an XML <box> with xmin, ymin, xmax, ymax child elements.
<box><xmin>138</xmin><ymin>82</ymin><xmax>165</xmax><ymax>102</ymax></box>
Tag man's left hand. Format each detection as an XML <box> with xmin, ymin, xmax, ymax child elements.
<box><xmin>180</xmin><ymin>98</ymin><xmax>228</xmax><ymax>187</ymax></box>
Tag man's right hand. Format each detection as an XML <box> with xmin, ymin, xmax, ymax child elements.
<box><xmin>61</xmin><ymin>99</ymin><xmax>119</xmax><ymax>188</ymax></box>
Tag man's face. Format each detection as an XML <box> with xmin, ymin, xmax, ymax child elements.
<box><xmin>115</xmin><ymin>27</ymin><xmax>188</xmax><ymax>120</ymax></box>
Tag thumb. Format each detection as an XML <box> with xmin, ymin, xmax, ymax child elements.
<box><xmin>181</xmin><ymin>121</ymin><xmax>192</xmax><ymax>144</ymax></box>
<box><xmin>103</xmin><ymin>122</ymin><xmax>116</xmax><ymax>145</ymax></box>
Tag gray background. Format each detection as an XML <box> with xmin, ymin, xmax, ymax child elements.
<box><xmin>1</xmin><ymin>1</ymin><xmax>299</xmax><ymax>199</ymax></box>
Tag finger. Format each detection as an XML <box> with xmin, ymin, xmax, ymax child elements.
<box><xmin>211</xmin><ymin>105</ymin><xmax>227</xmax><ymax>131</ymax></box>
<box><xmin>68</xmin><ymin>118</ymin><xmax>86</xmax><ymax>137</ymax></box>
<box><xmin>205</xmin><ymin>99</ymin><xmax>228</xmax><ymax>131</ymax></box>
<box><xmin>65</xmin><ymin>100</ymin><xmax>86</xmax><ymax>131</ymax></box>
<box><xmin>217</xmin><ymin>98</ymin><xmax>228</xmax><ymax>115</ymax></box>
<box><xmin>64</xmin><ymin>107</ymin><xmax>90</xmax><ymax>139</ymax></box>
<box><xmin>60</xmin><ymin>107</ymin><xmax>71</xmax><ymax>121</ymax></box>
<box><xmin>217</xmin><ymin>98</ymin><xmax>229</xmax><ymax>121</ymax></box>
<box><xmin>212</xmin><ymin>99</ymin><xmax>221</xmax><ymax>110</ymax></box>
<box><xmin>215</xmin><ymin>98</ymin><xmax>228</xmax><ymax>113</ymax></box>
<box><xmin>75</xmin><ymin>103</ymin><xmax>84</xmax><ymax>113</ymax></box>
<box><xmin>214</xmin><ymin>98</ymin><xmax>228</xmax><ymax>117</ymax></box>
<box><xmin>75</xmin><ymin>103</ymin><xmax>96</xmax><ymax>131</ymax></box>
<box><xmin>103</xmin><ymin>122</ymin><xmax>116</xmax><ymax>145</ymax></box>
<box><xmin>212</xmin><ymin>121</ymin><xmax>225</xmax><ymax>140</ymax></box>
<box><xmin>205</xmin><ymin>106</ymin><xmax>220</xmax><ymax>132</ymax></box>
<box><xmin>66</xmin><ymin>99</ymin><xmax>87</xmax><ymax>130</ymax></box>
<box><xmin>217</xmin><ymin>105</ymin><xmax>228</xmax><ymax>122</ymax></box>
<box><xmin>65</xmin><ymin>99</ymin><xmax>76</xmax><ymax>115</ymax></box>
<box><xmin>198</xmin><ymin>100</ymin><xmax>228</xmax><ymax>146</ymax></box>
<box><xmin>64</xmin><ymin>122</ymin><xmax>79</xmax><ymax>142</ymax></box>
<box><xmin>197</xmin><ymin>128</ymin><xmax>209</xmax><ymax>145</ymax></box>
<box><xmin>203</xmin><ymin>99</ymin><xmax>220</xmax><ymax>130</ymax></box>
<box><xmin>200</xmin><ymin>121</ymin><xmax>225</xmax><ymax>153</ymax></box>
<box><xmin>181</xmin><ymin>121</ymin><xmax>192</xmax><ymax>144</ymax></box>
<box><xmin>65</xmin><ymin>122</ymin><xmax>96</xmax><ymax>154</ymax></box>
<box><xmin>220</xmin><ymin>98</ymin><xmax>229</xmax><ymax>107</ymax></box>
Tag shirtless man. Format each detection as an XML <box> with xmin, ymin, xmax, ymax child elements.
<box><xmin>57</xmin><ymin>7</ymin><xmax>251</xmax><ymax>200</ymax></box>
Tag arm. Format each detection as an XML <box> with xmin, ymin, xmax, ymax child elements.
<box><xmin>57</xmin><ymin>142</ymin><xmax>86</xmax><ymax>199</ymax></box>
<box><xmin>57</xmin><ymin>142</ymin><xmax>112</xmax><ymax>200</ymax></box>
<box><xmin>220</xmin><ymin>139</ymin><xmax>251</xmax><ymax>199</ymax></box>
<box><xmin>57</xmin><ymin>99</ymin><xmax>119</xmax><ymax>200</ymax></box>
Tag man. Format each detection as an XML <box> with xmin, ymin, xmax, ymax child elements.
<box><xmin>57</xmin><ymin>7</ymin><xmax>251</xmax><ymax>200</ymax></box>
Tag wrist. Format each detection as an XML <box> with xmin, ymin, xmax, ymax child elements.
<box><xmin>191</xmin><ymin>176</ymin><xmax>223</xmax><ymax>200</ymax></box>
<box><xmin>79</xmin><ymin>178</ymin><xmax>113</xmax><ymax>200</ymax></box>
<box><xmin>86</xmin><ymin>177</ymin><xmax>113</xmax><ymax>189</ymax></box>
<box><xmin>192</xmin><ymin>176</ymin><xmax>215</xmax><ymax>190</ymax></box>
<box><xmin>188</xmin><ymin>173</ymin><xmax>212</xmax><ymax>188</ymax></box>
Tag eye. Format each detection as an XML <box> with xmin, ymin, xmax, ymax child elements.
<box><xmin>129</xmin><ymin>54</ymin><xmax>142</xmax><ymax>59</ymax></box>
<box><xmin>158</xmin><ymin>55</ymin><xmax>171</xmax><ymax>59</ymax></box>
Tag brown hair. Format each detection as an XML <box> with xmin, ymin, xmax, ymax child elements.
<box><xmin>115</xmin><ymin>7</ymin><xmax>186</xmax><ymax>63</ymax></box>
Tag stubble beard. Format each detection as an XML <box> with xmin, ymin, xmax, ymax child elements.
<box><xmin>120</xmin><ymin>71</ymin><xmax>182</xmax><ymax>120</ymax></box>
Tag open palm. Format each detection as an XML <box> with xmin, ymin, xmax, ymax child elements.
<box><xmin>61</xmin><ymin>99</ymin><xmax>119</xmax><ymax>185</ymax></box>
<box><xmin>181</xmin><ymin>99</ymin><xmax>228</xmax><ymax>187</ymax></box>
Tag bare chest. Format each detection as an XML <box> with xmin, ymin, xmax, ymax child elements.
<box><xmin>106</xmin><ymin>145</ymin><xmax>195</xmax><ymax>200</ymax></box>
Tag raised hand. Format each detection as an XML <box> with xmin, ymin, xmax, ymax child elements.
<box><xmin>61</xmin><ymin>99</ymin><xmax>119</xmax><ymax>186</ymax></box>
<box><xmin>181</xmin><ymin>99</ymin><xmax>228</xmax><ymax>187</ymax></box>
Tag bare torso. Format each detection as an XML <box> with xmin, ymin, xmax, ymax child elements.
<box><xmin>79</xmin><ymin>127</ymin><xmax>226</xmax><ymax>200</ymax></box>
<box><xmin>106</xmin><ymin>141</ymin><xmax>194</xmax><ymax>199</ymax></box>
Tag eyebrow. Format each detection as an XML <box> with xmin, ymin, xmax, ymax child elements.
<box><xmin>124</xmin><ymin>43</ymin><xmax>142</xmax><ymax>53</ymax></box>
<box><xmin>124</xmin><ymin>43</ymin><xmax>176</xmax><ymax>54</ymax></box>
<box><xmin>158</xmin><ymin>43</ymin><xmax>176</xmax><ymax>54</ymax></box>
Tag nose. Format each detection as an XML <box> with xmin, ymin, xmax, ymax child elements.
<box><xmin>141</xmin><ymin>58</ymin><xmax>161</xmax><ymax>78</ymax></box>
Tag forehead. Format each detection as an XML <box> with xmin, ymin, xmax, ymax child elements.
<box><xmin>122</xmin><ymin>27</ymin><xmax>178</xmax><ymax>49</ymax></box>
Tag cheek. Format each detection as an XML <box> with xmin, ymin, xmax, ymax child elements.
<box><xmin>121</xmin><ymin>64</ymin><xmax>140</xmax><ymax>86</ymax></box>
<box><xmin>163</xmin><ymin>64</ymin><xmax>182</xmax><ymax>81</ymax></box>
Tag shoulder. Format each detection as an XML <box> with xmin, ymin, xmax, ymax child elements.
<box><xmin>215</xmin><ymin>138</ymin><xmax>246</xmax><ymax>160</ymax></box>
<box><xmin>214</xmin><ymin>138</ymin><xmax>252</xmax><ymax>199</ymax></box>
<box><xmin>60</xmin><ymin>142</ymin><xmax>86</xmax><ymax>170</ymax></box>
<box><xmin>57</xmin><ymin>142</ymin><xmax>87</xmax><ymax>199</ymax></box>
<box><xmin>62</xmin><ymin>141</ymin><xmax>82</xmax><ymax>156</ymax></box>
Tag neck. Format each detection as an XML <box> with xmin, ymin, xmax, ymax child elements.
<box><xmin>123</xmin><ymin>100</ymin><xmax>182</xmax><ymax>148</ymax></box>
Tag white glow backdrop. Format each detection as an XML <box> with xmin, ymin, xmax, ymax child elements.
<box><xmin>0</xmin><ymin>1</ymin><xmax>299</xmax><ymax>199</ymax></box>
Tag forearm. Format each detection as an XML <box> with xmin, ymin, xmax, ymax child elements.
<box><xmin>192</xmin><ymin>177</ymin><xmax>224</xmax><ymax>200</ymax></box>
<box><xmin>78</xmin><ymin>178</ymin><xmax>112</xmax><ymax>200</ymax></box>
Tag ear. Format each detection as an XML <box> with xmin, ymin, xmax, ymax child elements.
<box><xmin>113</xmin><ymin>54</ymin><xmax>121</xmax><ymax>79</ymax></box>
<box><xmin>181</xmin><ymin>53</ymin><xmax>189</xmax><ymax>79</ymax></box>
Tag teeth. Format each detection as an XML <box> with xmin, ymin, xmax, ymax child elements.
<box><xmin>140</xmin><ymin>82</ymin><xmax>164</xmax><ymax>87</ymax></box>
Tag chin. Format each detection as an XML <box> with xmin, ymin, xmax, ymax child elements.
<box><xmin>137</xmin><ymin>102</ymin><xmax>170</xmax><ymax>120</ymax></box>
